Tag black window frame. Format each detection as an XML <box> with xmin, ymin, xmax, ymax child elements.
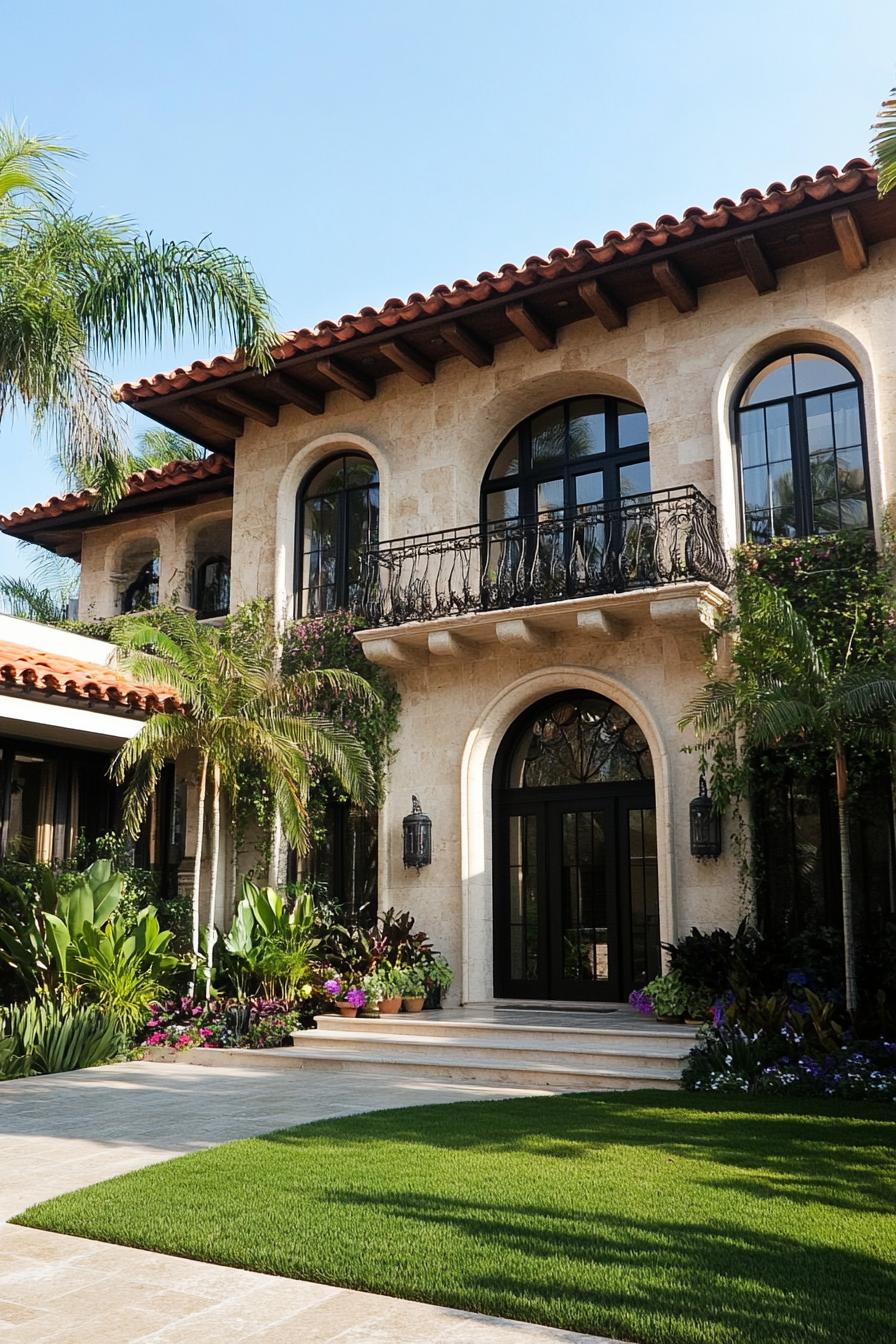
<box><xmin>733</xmin><ymin>344</ymin><xmax>873</xmax><ymax>543</ymax></box>
<box><xmin>294</xmin><ymin>452</ymin><xmax>379</xmax><ymax>616</ymax></box>
<box><xmin>480</xmin><ymin>394</ymin><xmax>651</xmax><ymax>531</ymax></box>
<box><xmin>193</xmin><ymin>554</ymin><xmax>231</xmax><ymax>620</ymax></box>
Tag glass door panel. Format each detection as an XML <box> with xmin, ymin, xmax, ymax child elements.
<box><xmin>550</xmin><ymin>803</ymin><xmax>617</xmax><ymax>999</ymax></box>
<box><xmin>505</xmin><ymin>809</ymin><xmax>544</xmax><ymax>991</ymax></box>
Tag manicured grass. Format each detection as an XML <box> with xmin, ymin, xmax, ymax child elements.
<box><xmin>15</xmin><ymin>1091</ymin><xmax>895</xmax><ymax>1344</ymax></box>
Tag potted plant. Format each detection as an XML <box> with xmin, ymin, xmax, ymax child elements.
<box><xmin>323</xmin><ymin>976</ymin><xmax>367</xmax><ymax>1018</ymax></box>
<box><xmin>397</xmin><ymin>965</ymin><xmax>427</xmax><ymax>1013</ymax></box>
<box><xmin>643</xmin><ymin>970</ymin><xmax>690</xmax><ymax>1023</ymax></box>
<box><xmin>374</xmin><ymin>966</ymin><xmax>403</xmax><ymax>1014</ymax></box>
<box><xmin>361</xmin><ymin>968</ymin><xmax>401</xmax><ymax>1017</ymax></box>
<box><xmin>423</xmin><ymin>954</ymin><xmax>453</xmax><ymax>1009</ymax></box>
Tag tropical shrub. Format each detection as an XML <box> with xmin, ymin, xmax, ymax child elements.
<box><xmin>0</xmin><ymin>860</ymin><xmax>124</xmax><ymax>997</ymax></box>
<box><xmin>70</xmin><ymin>908</ymin><xmax>179</xmax><ymax>1033</ymax></box>
<box><xmin>222</xmin><ymin>879</ymin><xmax>317</xmax><ymax>1000</ymax></box>
<box><xmin>0</xmin><ymin>999</ymin><xmax>122</xmax><ymax>1079</ymax></box>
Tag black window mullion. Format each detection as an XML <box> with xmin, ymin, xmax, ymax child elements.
<box><xmin>793</xmin><ymin>392</ymin><xmax>814</xmax><ymax>536</ymax></box>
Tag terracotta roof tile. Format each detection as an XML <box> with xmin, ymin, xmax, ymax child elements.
<box><xmin>0</xmin><ymin>454</ymin><xmax>233</xmax><ymax>530</ymax></box>
<box><xmin>112</xmin><ymin>159</ymin><xmax>878</xmax><ymax>404</ymax></box>
<box><xmin>0</xmin><ymin>641</ymin><xmax>183</xmax><ymax>715</ymax></box>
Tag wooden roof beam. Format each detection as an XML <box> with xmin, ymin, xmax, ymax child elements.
<box><xmin>178</xmin><ymin>400</ymin><xmax>243</xmax><ymax>441</ymax></box>
<box><xmin>505</xmin><ymin>301</ymin><xmax>556</xmax><ymax>351</ymax></box>
<box><xmin>577</xmin><ymin>278</ymin><xmax>627</xmax><ymax>330</ymax></box>
<box><xmin>440</xmin><ymin>320</ymin><xmax>493</xmax><ymax>367</ymax></box>
<box><xmin>266</xmin><ymin>372</ymin><xmax>325</xmax><ymax>415</ymax></box>
<box><xmin>317</xmin><ymin>356</ymin><xmax>376</xmax><ymax>402</ymax></box>
<box><xmin>380</xmin><ymin>339</ymin><xmax>435</xmax><ymax>386</ymax></box>
<box><xmin>651</xmin><ymin>259</ymin><xmax>698</xmax><ymax>313</ymax></box>
<box><xmin>734</xmin><ymin>234</ymin><xmax>777</xmax><ymax>294</ymax></box>
<box><xmin>215</xmin><ymin>388</ymin><xmax>279</xmax><ymax>427</ymax></box>
<box><xmin>831</xmin><ymin>208</ymin><xmax>869</xmax><ymax>271</ymax></box>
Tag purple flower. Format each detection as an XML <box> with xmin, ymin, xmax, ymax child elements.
<box><xmin>345</xmin><ymin>988</ymin><xmax>367</xmax><ymax>1008</ymax></box>
<box><xmin>323</xmin><ymin>978</ymin><xmax>341</xmax><ymax>997</ymax></box>
<box><xmin>786</xmin><ymin>970</ymin><xmax>807</xmax><ymax>988</ymax></box>
<box><xmin>628</xmin><ymin>989</ymin><xmax>653</xmax><ymax>1015</ymax></box>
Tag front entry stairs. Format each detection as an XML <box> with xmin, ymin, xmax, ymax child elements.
<box><xmin>183</xmin><ymin>1004</ymin><xmax>696</xmax><ymax>1091</ymax></box>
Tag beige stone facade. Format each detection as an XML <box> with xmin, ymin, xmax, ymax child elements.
<box><xmin>59</xmin><ymin>238</ymin><xmax>896</xmax><ymax>1002</ymax></box>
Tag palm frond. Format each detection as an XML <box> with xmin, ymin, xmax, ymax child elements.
<box><xmin>872</xmin><ymin>89</ymin><xmax>896</xmax><ymax>197</ymax></box>
<box><xmin>0</xmin><ymin>121</ymin><xmax>77</xmax><ymax>216</ymax></box>
<box><xmin>76</xmin><ymin>233</ymin><xmax>281</xmax><ymax>373</ymax></box>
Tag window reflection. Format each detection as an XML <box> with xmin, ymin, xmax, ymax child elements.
<box><xmin>737</xmin><ymin>351</ymin><xmax>870</xmax><ymax>541</ymax></box>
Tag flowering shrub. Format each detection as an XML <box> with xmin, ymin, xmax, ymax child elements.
<box><xmin>140</xmin><ymin>997</ymin><xmax>309</xmax><ymax>1051</ymax></box>
<box><xmin>682</xmin><ymin>1021</ymin><xmax>896</xmax><ymax>1101</ymax></box>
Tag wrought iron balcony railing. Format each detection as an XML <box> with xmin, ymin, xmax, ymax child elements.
<box><xmin>354</xmin><ymin>486</ymin><xmax>730</xmax><ymax>629</ymax></box>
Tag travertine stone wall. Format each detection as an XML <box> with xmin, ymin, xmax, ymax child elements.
<box><xmin>78</xmin><ymin>499</ymin><xmax>233</xmax><ymax>619</ymax></box>
<box><xmin>73</xmin><ymin>240</ymin><xmax>896</xmax><ymax>999</ymax></box>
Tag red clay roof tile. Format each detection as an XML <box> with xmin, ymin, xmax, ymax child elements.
<box><xmin>111</xmin><ymin>159</ymin><xmax>878</xmax><ymax>405</ymax></box>
<box><xmin>0</xmin><ymin>454</ymin><xmax>233</xmax><ymax>530</ymax></box>
<box><xmin>0</xmin><ymin>641</ymin><xmax>183</xmax><ymax>715</ymax></box>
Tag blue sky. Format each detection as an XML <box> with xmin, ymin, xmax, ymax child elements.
<box><xmin>2</xmin><ymin>0</ymin><xmax>896</xmax><ymax>581</ymax></box>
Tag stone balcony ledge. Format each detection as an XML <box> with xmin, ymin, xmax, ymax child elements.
<box><xmin>356</xmin><ymin>581</ymin><xmax>729</xmax><ymax>667</ymax></box>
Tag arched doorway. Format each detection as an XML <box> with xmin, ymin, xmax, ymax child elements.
<box><xmin>492</xmin><ymin>691</ymin><xmax>660</xmax><ymax>1001</ymax></box>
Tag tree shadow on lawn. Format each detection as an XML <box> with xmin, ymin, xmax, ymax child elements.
<box><xmin>265</xmin><ymin>1091</ymin><xmax>896</xmax><ymax>1218</ymax></box>
<box><xmin>317</xmin><ymin>1188</ymin><xmax>895</xmax><ymax>1344</ymax></box>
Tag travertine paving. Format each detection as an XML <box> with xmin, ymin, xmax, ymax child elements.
<box><xmin>0</xmin><ymin>1060</ymin><xmax>624</xmax><ymax>1342</ymax></box>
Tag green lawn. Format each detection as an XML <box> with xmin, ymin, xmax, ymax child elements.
<box><xmin>14</xmin><ymin>1091</ymin><xmax>895</xmax><ymax>1344</ymax></box>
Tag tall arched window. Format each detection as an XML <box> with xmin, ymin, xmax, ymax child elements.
<box><xmin>122</xmin><ymin>556</ymin><xmax>159</xmax><ymax>613</ymax></box>
<box><xmin>736</xmin><ymin>348</ymin><xmax>872</xmax><ymax>543</ymax></box>
<box><xmin>482</xmin><ymin>395</ymin><xmax>650</xmax><ymax>528</ymax></box>
<box><xmin>296</xmin><ymin>454</ymin><xmax>379</xmax><ymax>615</ymax></box>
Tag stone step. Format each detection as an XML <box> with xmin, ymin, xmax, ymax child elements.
<box><xmin>309</xmin><ymin>1013</ymin><xmax>696</xmax><ymax>1054</ymax></box>
<box><xmin>175</xmin><ymin>1045</ymin><xmax>680</xmax><ymax>1091</ymax></box>
<box><xmin>293</xmin><ymin>1027</ymin><xmax>687</xmax><ymax>1072</ymax></box>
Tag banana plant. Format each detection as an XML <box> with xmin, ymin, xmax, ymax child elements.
<box><xmin>0</xmin><ymin>860</ymin><xmax>124</xmax><ymax>995</ymax></box>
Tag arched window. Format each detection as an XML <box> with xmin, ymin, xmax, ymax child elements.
<box><xmin>736</xmin><ymin>348</ymin><xmax>872</xmax><ymax>543</ymax></box>
<box><xmin>482</xmin><ymin>396</ymin><xmax>650</xmax><ymax>529</ymax></box>
<box><xmin>122</xmin><ymin>556</ymin><xmax>159</xmax><ymax>613</ymax></box>
<box><xmin>296</xmin><ymin>454</ymin><xmax>379</xmax><ymax>615</ymax></box>
<box><xmin>505</xmin><ymin>696</ymin><xmax>654</xmax><ymax>789</ymax></box>
<box><xmin>194</xmin><ymin>555</ymin><xmax>230</xmax><ymax>619</ymax></box>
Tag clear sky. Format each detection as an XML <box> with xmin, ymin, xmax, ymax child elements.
<box><xmin>2</xmin><ymin>0</ymin><xmax>896</xmax><ymax>581</ymax></box>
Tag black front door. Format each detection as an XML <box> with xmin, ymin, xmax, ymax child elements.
<box><xmin>495</xmin><ymin>787</ymin><xmax>657</xmax><ymax>1001</ymax></box>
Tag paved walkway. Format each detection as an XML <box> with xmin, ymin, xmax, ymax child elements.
<box><xmin>0</xmin><ymin>1061</ymin><xmax>623</xmax><ymax>1343</ymax></box>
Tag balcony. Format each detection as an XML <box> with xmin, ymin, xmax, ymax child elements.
<box><xmin>353</xmin><ymin>486</ymin><xmax>731</xmax><ymax>666</ymax></box>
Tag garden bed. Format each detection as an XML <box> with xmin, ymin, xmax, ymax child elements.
<box><xmin>14</xmin><ymin>1090</ymin><xmax>895</xmax><ymax>1344</ymax></box>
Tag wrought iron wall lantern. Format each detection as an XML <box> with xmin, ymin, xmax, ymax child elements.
<box><xmin>689</xmin><ymin>775</ymin><xmax>722</xmax><ymax>859</ymax></box>
<box><xmin>402</xmin><ymin>795</ymin><xmax>432</xmax><ymax>871</ymax></box>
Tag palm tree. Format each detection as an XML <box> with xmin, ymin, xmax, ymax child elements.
<box><xmin>0</xmin><ymin>121</ymin><xmax>280</xmax><ymax>506</ymax></box>
<box><xmin>110</xmin><ymin>611</ymin><xmax>376</xmax><ymax>993</ymax></box>
<box><xmin>681</xmin><ymin>578</ymin><xmax>896</xmax><ymax>1014</ymax></box>
<box><xmin>0</xmin><ymin>550</ymin><xmax>79</xmax><ymax>621</ymax></box>
<box><xmin>873</xmin><ymin>88</ymin><xmax>896</xmax><ymax>196</ymax></box>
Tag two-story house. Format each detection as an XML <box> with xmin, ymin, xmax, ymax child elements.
<box><xmin>4</xmin><ymin>157</ymin><xmax>894</xmax><ymax>1004</ymax></box>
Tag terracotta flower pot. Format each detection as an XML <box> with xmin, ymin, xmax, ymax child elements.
<box><xmin>379</xmin><ymin>996</ymin><xmax>402</xmax><ymax>1014</ymax></box>
<box><xmin>403</xmin><ymin>995</ymin><xmax>425</xmax><ymax>1013</ymax></box>
<box><xmin>336</xmin><ymin>1003</ymin><xmax>359</xmax><ymax>1018</ymax></box>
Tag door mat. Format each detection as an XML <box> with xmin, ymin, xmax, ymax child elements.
<box><xmin>495</xmin><ymin>1004</ymin><xmax>620</xmax><ymax>1014</ymax></box>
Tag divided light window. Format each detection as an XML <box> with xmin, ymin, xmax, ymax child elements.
<box><xmin>736</xmin><ymin>350</ymin><xmax>872</xmax><ymax>543</ymax></box>
<box><xmin>296</xmin><ymin>454</ymin><xmax>379</xmax><ymax>615</ymax></box>
<box><xmin>481</xmin><ymin>396</ymin><xmax>650</xmax><ymax>528</ymax></box>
